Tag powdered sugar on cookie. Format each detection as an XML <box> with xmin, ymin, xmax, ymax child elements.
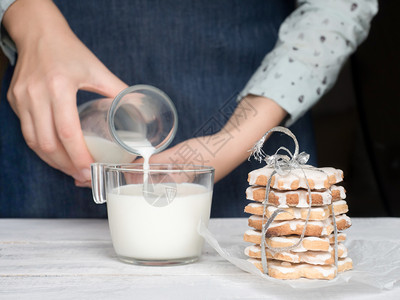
<box><xmin>246</xmin><ymin>185</ymin><xmax>346</xmax><ymax>207</ymax></box>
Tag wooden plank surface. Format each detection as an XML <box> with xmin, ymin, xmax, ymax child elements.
<box><xmin>1</xmin><ymin>218</ymin><xmax>399</xmax><ymax>299</ymax></box>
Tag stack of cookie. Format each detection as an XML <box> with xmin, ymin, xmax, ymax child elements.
<box><xmin>243</xmin><ymin>165</ymin><xmax>353</xmax><ymax>280</ymax></box>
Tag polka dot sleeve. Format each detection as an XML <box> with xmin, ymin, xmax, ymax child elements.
<box><xmin>238</xmin><ymin>0</ymin><xmax>378</xmax><ymax>126</ymax></box>
<box><xmin>0</xmin><ymin>0</ymin><xmax>17</xmax><ymax>64</ymax></box>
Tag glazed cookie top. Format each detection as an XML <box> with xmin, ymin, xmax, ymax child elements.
<box><xmin>248</xmin><ymin>214</ymin><xmax>352</xmax><ymax>235</ymax></box>
<box><xmin>244</xmin><ymin>200</ymin><xmax>348</xmax><ymax>220</ymax></box>
<box><xmin>245</xmin><ymin>243</ymin><xmax>347</xmax><ymax>265</ymax></box>
<box><xmin>246</xmin><ymin>185</ymin><xmax>346</xmax><ymax>207</ymax></box>
<box><xmin>248</xmin><ymin>165</ymin><xmax>344</xmax><ymax>190</ymax></box>
<box><xmin>243</xmin><ymin>230</ymin><xmax>347</xmax><ymax>252</ymax></box>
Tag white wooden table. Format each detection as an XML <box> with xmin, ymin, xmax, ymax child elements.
<box><xmin>1</xmin><ymin>218</ymin><xmax>399</xmax><ymax>299</ymax></box>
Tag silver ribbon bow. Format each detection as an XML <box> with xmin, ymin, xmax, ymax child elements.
<box><xmin>248</xmin><ymin>126</ymin><xmax>338</xmax><ymax>276</ymax></box>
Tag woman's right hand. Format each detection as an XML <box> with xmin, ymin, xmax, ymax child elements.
<box><xmin>3</xmin><ymin>0</ymin><xmax>128</xmax><ymax>184</ymax></box>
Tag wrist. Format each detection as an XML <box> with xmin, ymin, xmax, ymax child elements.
<box><xmin>3</xmin><ymin>0</ymin><xmax>73</xmax><ymax>51</ymax></box>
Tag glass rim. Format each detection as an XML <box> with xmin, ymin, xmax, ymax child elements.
<box><xmin>92</xmin><ymin>163</ymin><xmax>215</xmax><ymax>173</ymax></box>
<box><xmin>107</xmin><ymin>84</ymin><xmax>178</xmax><ymax>155</ymax></box>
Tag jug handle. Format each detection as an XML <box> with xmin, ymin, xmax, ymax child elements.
<box><xmin>91</xmin><ymin>163</ymin><xmax>107</xmax><ymax>204</ymax></box>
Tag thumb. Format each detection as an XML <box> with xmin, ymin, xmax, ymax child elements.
<box><xmin>80</xmin><ymin>63</ymin><xmax>129</xmax><ymax>98</ymax></box>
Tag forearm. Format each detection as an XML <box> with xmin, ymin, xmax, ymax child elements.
<box><xmin>211</xmin><ymin>95</ymin><xmax>286</xmax><ymax>181</ymax></box>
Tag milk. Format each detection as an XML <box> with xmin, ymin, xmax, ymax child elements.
<box><xmin>84</xmin><ymin>135</ymin><xmax>136</xmax><ymax>163</ymax></box>
<box><xmin>84</xmin><ymin>131</ymin><xmax>154</xmax><ymax>164</ymax></box>
<box><xmin>124</xmin><ymin>141</ymin><xmax>155</xmax><ymax>186</ymax></box>
<box><xmin>87</xmin><ymin>129</ymin><xmax>212</xmax><ymax>261</ymax></box>
<box><xmin>107</xmin><ymin>183</ymin><xmax>212</xmax><ymax>260</ymax></box>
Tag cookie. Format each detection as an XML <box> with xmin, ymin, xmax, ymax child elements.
<box><xmin>248</xmin><ymin>257</ymin><xmax>353</xmax><ymax>280</ymax></box>
<box><xmin>244</xmin><ymin>200</ymin><xmax>348</xmax><ymax>220</ymax></box>
<box><xmin>245</xmin><ymin>243</ymin><xmax>347</xmax><ymax>265</ymax></box>
<box><xmin>248</xmin><ymin>214</ymin><xmax>352</xmax><ymax>236</ymax></box>
<box><xmin>243</xmin><ymin>229</ymin><xmax>347</xmax><ymax>252</ymax></box>
<box><xmin>245</xmin><ymin>203</ymin><xmax>330</xmax><ymax>220</ymax></box>
<box><xmin>330</xmin><ymin>200</ymin><xmax>348</xmax><ymax>215</ymax></box>
<box><xmin>248</xmin><ymin>166</ymin><xmax>343</xmax><ymax>190</ymax></box>
<box><xmin>246</xmin><ymin>185</ymin><xmax>346</xmax><ymax>207</ymax></box>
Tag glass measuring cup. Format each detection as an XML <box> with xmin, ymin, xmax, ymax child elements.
<box><xmin>78</xmin><ymin>85</ymin><xmax>178</xmax><ymax>163</ymax></box>
<box><xmin>91</xmin><ymin>163</ymin><xmax>215</xmax><ymax>265</ymax></box>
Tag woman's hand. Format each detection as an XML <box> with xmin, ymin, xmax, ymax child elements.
<box><xmin>3</xmin><ymin>0</ymin><xmax>127</xmax><ymax>184</ymax></box>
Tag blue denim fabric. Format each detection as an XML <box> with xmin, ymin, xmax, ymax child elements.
<box><xmin>0</xmin><ymin>0</ymin><xmax>316</xmax><ymax>218</ymax></box>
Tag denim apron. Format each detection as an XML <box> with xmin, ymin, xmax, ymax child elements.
<box><xmin>0</xmin><ymin>0</ymin><xmax>316</xmax><ymax>217</ymax></box>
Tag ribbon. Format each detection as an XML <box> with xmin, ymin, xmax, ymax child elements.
<box><xmin>248</xmin><ymin>126</ymin><xmax>338</xmax><ymax>277</ymax></box>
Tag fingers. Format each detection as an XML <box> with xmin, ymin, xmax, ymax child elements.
<box><xmin>9</xmin><ymin>66</ymin><xmax>127</xmax><ymax>183</ymax></box>
<box><xmin>3</xmin><ymin>0</ymin><xmax>129</xmax><ymax>185</ymax></box>
<box><xmin>50</xmin><ymin>81</ymin><xmax>94</xmax><ymax>180</ymax></box>
<box><xmin>30</xmin><ymin>95</ymin><xmax>77</xmax><ymax>175</ymax></box>
<box><xmin>9</xmin><ymin>77</ymin><xmax>91</xmax><ymax>182</ymax></box>
<box><xmin>47</xmin><ymin>61</ymin><xmax>129</xmax><ymax>179</ymax></box>
<box><xmin>17</xmin><ymin>109</ymin><xmax>66</xmax><ymax>173</ymax></box>
<box><xmin>6</xmin><ymin>25</ymin><xmax>128</xmax><ymax>183</ymax></box>
<box><xmin>75</xmin><ymin>179</ymin><xmax>91</xmax><ymax>188</ymax></box>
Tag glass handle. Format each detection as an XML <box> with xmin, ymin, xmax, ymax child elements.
<box><xmin>91</xmin><ymin>163</ymin><xmax>107</xmax><ymax>204</ymax></box>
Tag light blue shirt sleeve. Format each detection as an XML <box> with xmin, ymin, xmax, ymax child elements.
<box><xmin>0</xmin><ymin>0</ymin><xmax>16</xmax><ymax>64</ymax></box>
<box><xmin>238</xmin><ymin>0</ymin><xmax>378</xmax><ymax>126</ymax></box>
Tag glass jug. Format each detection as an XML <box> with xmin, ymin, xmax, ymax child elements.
<box><xmin>78</xmin><ymin>85</ymin><xmax>178</xmax><ymax>163</ymax></box>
